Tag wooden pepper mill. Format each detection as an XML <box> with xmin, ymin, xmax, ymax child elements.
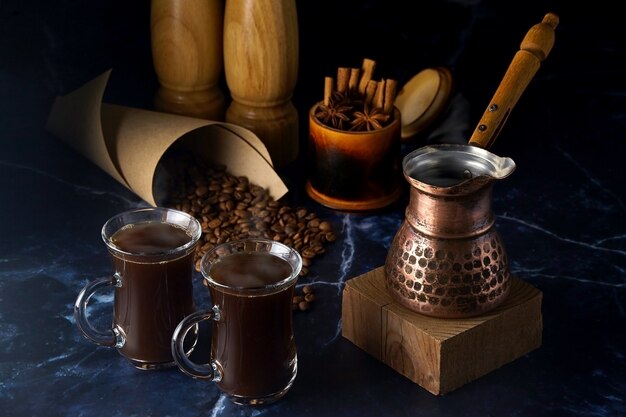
<box><xmin>150</xmin><ymin>0</ymin><xmax>226</xmax><ymax>120</ymax></box>
<box><xmin>223</xmin><ymin>0</ymin><xmax>299</xmax><ymax>168</ymax></box>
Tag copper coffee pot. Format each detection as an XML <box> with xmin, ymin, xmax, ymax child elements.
<box><xmin>384</xmin><ymin>13</ymin><xmax>558</xmax><ymax>318</ymax></box>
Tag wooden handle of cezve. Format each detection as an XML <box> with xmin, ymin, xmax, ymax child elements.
<box><xmin>468</xmin><ymin>12</ymin><xmax>559</xmax><ymax>149</ymax></box>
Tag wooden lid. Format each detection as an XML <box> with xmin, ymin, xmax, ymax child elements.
<box><xmin>394</xmin><ymin>67</ymin><xmax>453</xmax><ymax>141</ymax></box>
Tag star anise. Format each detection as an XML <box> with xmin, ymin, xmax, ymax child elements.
<box><xmin>315</xmin><ymin>91</ymin><xmax>354</xmax><ymax>130</ymax></box>
<box><xmin>349</xmin><ymin>103</ymin><xmax>390</xmax><ymax>132</ymax></box>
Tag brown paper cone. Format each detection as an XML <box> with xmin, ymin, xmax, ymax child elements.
<box><xmin>45</xmin><ymin>70</ymin><xmax>288</xmax><ymax>206</ymax></box>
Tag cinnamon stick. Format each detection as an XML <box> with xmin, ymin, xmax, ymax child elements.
<box><xmin>358</xmin><ymin>58</ymin><xmax>376</xmax><ymax>96</ymax></box>
<box><xmin>364</xmin><ymin>80</ymin><xmax>378</xmax><ymax>107</ymax></box>
<box><xmin>373</xmin><ymin>79</ymin><xmax>385</xmax><ymax>109</ymax></box>
<box><xmin>336</xmin><ymin>67</ymin><xmax>350</xmax><ymax>93</ymax></box>
<box><xmin>348</xmin><ymin>68</ymin><xmax>360</xmax><ymax>95</ymax></box>
<box><xmin>323</xmin><ymin>76</ymin><xmax>334</xmax><ymax>106</ymax></box>
<box><xmin>383</xmin><ymin>78</ymin><xmax>398</xmax><ymax>114</ymax></box>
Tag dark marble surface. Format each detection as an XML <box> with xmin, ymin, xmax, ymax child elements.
<box><xmin>1</xmin><ymin>0</ymin><xmax>625</xmax><ymax>416</ymax></box>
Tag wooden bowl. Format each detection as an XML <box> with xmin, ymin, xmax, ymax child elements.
<box><xmin>306</xmin><ymin>104</ymin><xmax>402</xmax><ymax>211</ymax></box>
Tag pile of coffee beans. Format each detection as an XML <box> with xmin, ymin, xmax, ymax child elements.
<box><xmin>161</xmin><ymin>151</ymin><xmax>336</xmax><ymax>277</ymax></box>
<box><xmin>293</xmin><ymin>285</ymin><xmax>316</xmax><ymax>312</ymax></box>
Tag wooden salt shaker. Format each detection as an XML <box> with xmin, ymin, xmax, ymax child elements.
<box><xmin>151</xmin><ymin>0</ymin><xmax>225</xmax><ymax>120</ymax></box>
<box><xmin>223</xmin><ymin>0</ymin><xmax>299</xmax><ymax>168</ymax></box>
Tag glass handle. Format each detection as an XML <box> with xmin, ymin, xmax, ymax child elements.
<box><xmin>73</xmin><ymin>274</ymin><xmax>124</xmax><ymax>348</ymax></box>
<box><xmin>171</xmin><ymin>308</ymin><xmax>221</xmax><ymax>381</ymax></box>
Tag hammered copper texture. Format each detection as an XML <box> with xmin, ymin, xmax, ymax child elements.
<box><xmin>385</xmin><ymin>222</ymin><xmax>511</xmax><ymax>318</ymax></box>
<box><xmin>384</xmin><ymin>144</ymin><xmax>516</xmax><ymax>318</ymax></box>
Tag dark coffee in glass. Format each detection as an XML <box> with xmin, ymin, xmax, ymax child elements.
<box><xmin>171</xmin><ymin>238</ymin><xmax>302</xmax><ymax>405</ymax></box>
<box><xmin>74</xmin><ymin>207</ymin><xmax>201</xmax><ymax>370</ymax></box>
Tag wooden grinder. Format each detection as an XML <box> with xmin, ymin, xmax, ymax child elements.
<box><xmin>223</xmin><ymin>0</ymin><xmax>300</xmax><ymax>168</ymax></box>
<box><xmin>150</xmin><ymin>0</ymin><xmax>226</xmax><ymax>120</ymax></box>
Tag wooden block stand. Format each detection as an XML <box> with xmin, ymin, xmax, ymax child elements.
<box><xmin>341</xmin><ymin>267</ymin><xmax>543</xmax><ymax>395</ymax></box>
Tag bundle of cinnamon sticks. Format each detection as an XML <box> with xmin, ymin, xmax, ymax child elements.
<box><xmin>316</xmin><ymin>58</ymin><xmax>398</xmax><ymax>131</ymax></box>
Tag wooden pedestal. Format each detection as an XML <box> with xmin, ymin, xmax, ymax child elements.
<box><xmin>341</xmin><ymin>266</ymin><xmax>543</xmax><ymax>395</ymax></box>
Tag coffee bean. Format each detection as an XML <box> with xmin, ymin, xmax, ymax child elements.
<box><xmin>307</xmin><ymin>218</ymin><xmax>320</xmax><ymax>229</ymax></box>
<box><xmin>292</xmin><ymin>285</ymin><xmax>316</xmax><ymax>312</ymax></box>
<box><xmin>208</xmin><ymin>218</ymin><xmax>221</xmax><ymax>229</ymax></box>
<box><xmin>319</xmin><ymin>221</ymin><xmax>332</xmax><ymax>232</ymax></box>
<box><xmin>195</xmin><ymin>185</ymin><xmax>209</xmax><ymax>197</ymax></box>
<box><xmin>296</xmin><ymin>208</ymin><xmax>307</xmax><ymax>219</ymax></box>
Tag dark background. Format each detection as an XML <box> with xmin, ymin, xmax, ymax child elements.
<box><xmin>4</xmin><ymin>0</ymin><xmax>624</xmax><ymax>191</ymax></box>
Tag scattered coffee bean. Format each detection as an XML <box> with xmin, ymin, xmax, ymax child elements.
<box><xmin>292</xmin><ymin>285</ymin><xmax>317</xmax><ymax>312</ymax></box>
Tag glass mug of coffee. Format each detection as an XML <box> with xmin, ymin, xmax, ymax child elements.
<box><xmin>171</xmin><ymin>238</ymin><xmax>302</xmax><ymax>405</ymax></box>
<box><xmin>74</xmin><ymin>207</ymin><xmax>202</xmax><ymax>370</ymax></box>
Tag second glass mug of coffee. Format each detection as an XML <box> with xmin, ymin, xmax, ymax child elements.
<box><xmin>171</xmin><ymin>238</ymin><xmax>303</xmax><ymax>406</ymax></box>
<box><xmin>74</xmin><ymin>207</ymin><xmax>202</xmax><ymax>370</ymax></box>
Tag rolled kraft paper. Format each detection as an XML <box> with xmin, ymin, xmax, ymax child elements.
<box><xmin>45</xmin><ymin>70</ymin><xmax>288</xmax><ymax>206</ymax></box>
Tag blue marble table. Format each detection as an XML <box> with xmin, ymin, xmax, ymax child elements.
<box><xmin>1</xmin><ymin>1</ymin><xmax>625</xmax><ymax>416</ymax></box>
